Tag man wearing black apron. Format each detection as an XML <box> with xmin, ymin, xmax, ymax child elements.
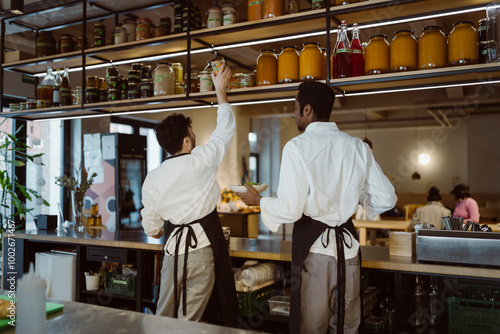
<box><xmin>141</xmin><ymin>64</ymin><xmax>238</xmax><ymax>327</ymax></box>
<box><xmin>237</xmin><ymin>81</ymin><xmax>397</xmax><ymax>334</ymax></box>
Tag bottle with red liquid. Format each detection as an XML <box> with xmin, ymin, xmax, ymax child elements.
<box><xmin>336</xmin><ymin>20</ymin><xmax>352</xmax><ymax>78</ymax></box>
<box><xmin>351</xmin><ymin>23</ymin><xmax>364</xmax><ymax>77</ymax></box>
<box><xmin>332</xmin><ymin>25</ymin><xmax>341</xmax><ymax>79</ymax></box>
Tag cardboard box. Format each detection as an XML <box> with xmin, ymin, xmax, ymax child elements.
<box><xmin>3</xmin><ymin>51</ymin><xmax>34</xmax><ymax>63</ymax></box>
<box><xmin>389</xmin><ymin>232</ymin><xmax>416</xmax><ymax>257</ymax></box>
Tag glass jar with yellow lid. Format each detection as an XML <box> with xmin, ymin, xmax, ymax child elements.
<box><xmin>364</xmin><ymin>35</ymin><xmax>390</xmax><ymax>75</ymax></box>
<box><xmin>277</xmin><ymin>46</ymin><xmax>299</xmax><ymax>83</ymax></box>
<box><xmin>390</xmin><ymin>29</ymin><xmax>417</xmax><ymax>72</ymax></box>
<box><xmin>299</xmin><ymin>42</ymin><xmax>323</xmax><ymax>81</ymax></box>
<box><xmin>256</xmin><ymin>49</ymin><xmax>277</xmax><ymax>86</ymax></box>
<box><xmin>448</xmin><ymin>21</ymin><xmax>479</xmax><ymax>66</ymax></box>
<box><xmin>418</xmin><ymin>25</ymin><xmax>447</xmax><ymax>69</ymax></box>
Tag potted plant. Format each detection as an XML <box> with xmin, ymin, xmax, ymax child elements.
<box><xmin>0</xmin><ymin>119</ymin><xmax>49</xmax><ymax>231</ymax></box>
<box><xmin>55</xmin><ymin>163</ymin><xmax>97</xmax><ymax>228</ymax></box>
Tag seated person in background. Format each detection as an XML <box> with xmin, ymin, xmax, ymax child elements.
<box><xmin>451</xmin><ymin>184</ymin><xmax>480</xmax><ymax>223</ymax></box>
<box><xmin>410</xmin><ymin>186</ymin><xmax>451</xmax><ymax>230</ymax></box>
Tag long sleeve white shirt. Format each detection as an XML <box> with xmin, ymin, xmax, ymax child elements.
<box><xmin>141</xmin><ymin>103</ymin><xmax>236</xmax><ymax>255</ymax></box>
<box><xmin>260</xmin><ymin>122</ymin><xmax>397</xmax><ymax>259</ymax></box>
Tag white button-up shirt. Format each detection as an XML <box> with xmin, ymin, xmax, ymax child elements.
<box><xmin>141</xmin><ymin>103</ymin><xmax>236</xmax><ymax>255</ymax></box>
<box><xmin>260</xmin><ymin>122</ymin><xmax>397</xmax><ymax>259</ymax></box>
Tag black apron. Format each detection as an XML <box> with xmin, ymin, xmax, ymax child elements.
<box><xmin>290</xmin><ymin>215</ymin><xmax>362</xmax><ymax>334</ymax></box>
<box><xmin>163</xmin><ymin>209</ymin><xmax>239</xmax><ymax>327</ymax></box>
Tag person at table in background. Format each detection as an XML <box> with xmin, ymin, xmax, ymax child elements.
<box><xmin>410</xmin><ymin>186</ymin><xmax>451</xmax><ymax>230</ymax></box>
<box><xmin>140</xmin><ymin>64</ymin><xmax>239</xmax><ymax>326</ymax></box>
<box><xmin>451</xmin><ymin>184</ymin><xmax>480</xmax><ymax>223</ymax></box>
<box><xmin>236</xmin><ymin>81</ymin><xmax>397</xmax><ymax>334</ymax></box>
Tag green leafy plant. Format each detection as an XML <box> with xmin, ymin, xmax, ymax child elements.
<box><xmin>0</xmin><ymin>119</ymin><xmax>49</xmax><ymax>231</ymax></box>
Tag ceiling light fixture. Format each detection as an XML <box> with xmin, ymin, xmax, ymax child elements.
<box><xmin>10</xmin><ymin>0</ymin><xmax>23</xmax><ymax>14</ymax></box>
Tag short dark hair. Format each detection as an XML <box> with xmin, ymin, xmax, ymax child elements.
<box><xmin>154</xmin><ymin>113</ymin><xmax>192</xmax><ymax>155</ymax></box>
<box><xmin>296</xmin><ymin>81</ymin><xmax>336</xmax><ymax>120</ymax></box>
<box><xmin>451</xmin><ymin>184</ymin><xmax>471</xmax><ymax>200</ymax></box>
<box><xmin>427</xmin><ymin>186</ymin><xmax>442</xmax><ymax>202</ymax></box>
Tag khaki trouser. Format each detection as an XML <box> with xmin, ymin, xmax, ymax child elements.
<box><xmin>156</xmin><ymin>246</ymin><xmax>215</xmax><ymax>321</ymax></box>
<box><xmin>300</xmin><ymin>252</ymin><xmax>361</xmax><ymax>334</ymax></box>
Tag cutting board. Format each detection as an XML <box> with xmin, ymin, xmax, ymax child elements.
<box><xmin>0</xmin><ymin>295</ymin><xmax>64</xmax><ymax>330</ymax></box>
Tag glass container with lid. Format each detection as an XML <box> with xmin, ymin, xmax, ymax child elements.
<box><xmin>171</xmin><ymin>63</ymin><xmax>184</xmax><ymax>85</ymax></box>
<box><xmin>448</xmin><ymin>21</ymin><xmax>479</xmax><ymax>66</ymax></box>
<box><xmin>154</xmin><ymin>63</ymin><xmax>175</xmax><ymax>96</ymax></box>
<box><xmin>199</xmin><ymin>71</ymin><xmax>213</xmax><ymax>92</ymax></box>
<box><xmin>248</xmin><ymin>0</ymin><xmax>263</xmax><ymax>21</ymax></box>
<box><xmin>37</xmin><ymin>31</ymin><xmax>57</xmax><ymax>57</ymax></box>
<box><xmin>257</xmin><ymin>49</ymin><xmax>277</xmax><ymax>86</ymax></box>
<box><xmin>263</xmin><ymin>0</ymin><xmax>282</xmax><ymax>18</ymax></box>
<box><xmin>136</xmin><ymin>18</ymin><xmax>152</xmax><ymax>40</ymax></box>
<box><xmin>390</xmin><ymin>29</ymin><xmax>417</xmax><ymax>72</ymax></box>
<box><xmin>364</xmin><ymin>34</ymin><xmax>390</xmax><ymax>75</ymax></box>
<box><xmin>113</xmin><ymin>25</ymin><xmax>128</xmax><ymax>45</ymax></box>
<box><xmin>299</xmin><ymin>42</ymin><xmax>323</xmax><ymax>81</ymax></box>
<box><xmin>122</xmin><ymin>18</ymin><xmax>136</xmax><ymax>42</ymax></box>
<box><xmin>160</xmin><ymin>17</ymin><xmax>172</xmax><ymax>35</ymax></box>
<box><xmin>141</xmin><ymin>79</ymin><xmax>154</xmax><ymax>98</ymax></box>
<box><xmin>278</xmin><ymin>46</ymin><xmax>299</xmax><ymax>83</ymax></box>
<box><xmin>207</xmin><ymin>7</ymin><xmax>223</xmax><ymax>28</ymax></box>
<box><xmin>418</xmin><ymin>25</ymin><xmax>447</xmax><ymax>69</ymax></box>
<box><xmin>59</xmin><ymin>34</ymin><xmax>75</xmax><ymax>53</ymax></box>
<box><xmin>222</xmin><ymin>2</ymin><xmax>238</xmax><ymax>25</ymax></box>
<box><xmin>479</xmin><ymin>40</ymin><xmax>497</xmax><ymax>63</ymax></box>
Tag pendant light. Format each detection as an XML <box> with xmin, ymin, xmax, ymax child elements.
<box><xmin>10</xmin><ymin>0</ymin><xmax>24</xmax><ymax>14</ymax></box>
<box><xmin>412</xmin><ymin>114</ymin><xmax>421</xmax><ymax>180</ymax></box>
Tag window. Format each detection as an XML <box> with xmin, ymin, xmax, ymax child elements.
<box><xmin>140</xmin><ymin>127</ymin><xmax>161</xmax><ymax>172</ymax></box>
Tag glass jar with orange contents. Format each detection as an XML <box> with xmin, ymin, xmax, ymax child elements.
<box><xmin>448</xmin><ymin>21</ymin><xmax>479</xmax><ymax>66</ymax></box>
<box><xmin>278</xmin><ymin>46</ymin><xmax>299</xmax><ymax>83</ymax></box>
<box><xmin>299</xmin><ymin>42</ymin><xmax>323</xmax><ymax>81</ymax></box>
<box><xmin>248</xmin><ymin>0</ymin><xmax>263</xmax><ymax>21</ymax></box>
<box><xmin>390</xmin><ymin>29</ymin><xmax>417</xmax><ymax>72</ymax></box>
<box><xmin>263</xmin><ymin>0</ymin><xmax>282</xmax><ymax>18</ymax></box>
<box><xmin>257</xmin><ymin>49</ymin><xmax>277</xmax><ymax>86</ymax></box>
<box><xmin>418</xmin><ymin>25</ymin><xmax>447</xmax><ymax>69</ymax></box>
<box><xmin>364</xmin><ymin>35</ymin><xmax>390</xmax><ymax>75</ymax></box>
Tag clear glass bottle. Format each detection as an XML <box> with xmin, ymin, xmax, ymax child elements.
<box><xmin>60</xmin><ymin>66</ymin><xmax>72</xmax><ymax>106</ymax></box>
<box><xmin>37</xmin><ymin>66</ymin><xmax>55</xmax><ymax>108</ymax></box>
<box><xmin>335</xmin><ymin>21</ymin><xmax>352</xmax><ymax>78</ymax></box>
<box><xmin>350</xmin><ymin>23</ymin><xmax>364</xmax><ymax>77</ymax></box>
<box><xmin>52</xmin><ymin>69</ymin><xmax>62</xmax><ymax>107</ymax></box>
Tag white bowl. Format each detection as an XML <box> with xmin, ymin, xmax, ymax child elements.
<box><xmin>229</xmin><ymin>183</ymin><xmax>268</xmax><ymax>194</ymax></box>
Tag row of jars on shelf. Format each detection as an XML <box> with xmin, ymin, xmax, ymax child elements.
<box><xmin>255</xmin><ymin>20</ymin><xmax>498</xmax><ymax>85</ymax></box>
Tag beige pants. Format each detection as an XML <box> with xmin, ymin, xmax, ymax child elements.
<box><xmin>156</xmin><ymin>246</ymin><xmax>215</xmax><ymax>321</ymax></box>
<box><xmin>300</xmin><ymin>252</ymin><xmax>361</xmax><ymax>334</ymax></box>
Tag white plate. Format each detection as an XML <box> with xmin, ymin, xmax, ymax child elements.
<box><xmin>229</xmin><ymin>183</ymin><xmax>268</xmax><ymax>194</ymax></box>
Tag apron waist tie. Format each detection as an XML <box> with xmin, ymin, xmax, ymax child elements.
<box><xmin>166</xmin><ymin>220</ymin><xmax>199</xmax><ymax>317</ymax></box>
<box><xmin>321</xmin><ymin>224</ymin><xmax>353</xmax><ymax>334</ymax></box>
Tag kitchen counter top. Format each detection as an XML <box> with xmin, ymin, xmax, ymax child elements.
<box><xmin>6</xmin><ymin>229</ymin><xmax>500</xmax><ymax>279</ymax></box>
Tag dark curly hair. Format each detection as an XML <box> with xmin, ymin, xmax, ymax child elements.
<box><xmin>154</xmin><ymin>113</ymin><xmax>192</xmax><ymax>155</ymax></box>
<box><xmin>427</xmin><ymin>186</ymin><xmax>442</xmax><ymax>202</ymax></box>
<box><xmin>296</xmin><ymin>81</ymin><xmax>336</xmax><ymax>120</ymax></box>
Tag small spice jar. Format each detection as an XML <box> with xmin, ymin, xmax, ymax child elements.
<box><xmin>136</xmin><ymin>17</ymin><xmax>152</xmax><ymax>40</ymax></box>
<box><xmin>199</xmin><ymin>71</ymin><xmax>213</xmax><ymax>92</ymax></box>
<box><xmin>364</xmin><ymin>34</ymin><xmax>390</xmax><ymax>75</ymax></box>
<box><xmin>207</xmin><ymin>7</ymin><xmax>223</xmax><ymax>28</ymax></box>
<box><xmin>154</xmin><ymin>63</ymin><xmax>175</xmax><ymax>96</ymax></box>
<box><xmin>299</xmin><ymin>42</ymin><xmax>323</xmax><ymax>81</ymax></box>
<box><xmin>257</xmin><ymin>49</ymin><xmax>277</xmax><ymax>86</ymax></box>
<box><xmin>390</xmin><ymin>29</ymin><xmax>418</xmax><ymax>72</ymax></box>
<box><xmin>448</xmin><ymin>21</ymin><xmax>479</xmax><ymax>66</ymax></box>
<box><xmin>141</xmin><ymin>79</ymin><xmax>154</xmax><ymax>97</ymax></box>
<box><xmin>278</xmin><ymin>45</ymin><xmax>299</xmax><ymax>83</ymax></box>
<box><xmin>418</xmin><ymin>25</ymin><xmax>447</xmax><ymax>69</ymax></box>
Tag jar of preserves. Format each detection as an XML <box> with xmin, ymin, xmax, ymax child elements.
<box><xmin>113</xmin><ymin>24</ymin><xmax>128</xmax><ymax>45</ymax></box>
<box><xmin>418</xmin><ymin>25</ymin><xmax>447</xmax><ymax>69</ymax></box>
<box><xmin>477</xmin><ymin>18</ymin><xmax>496</xmax><ymax>42</ymax></box>
<box><xmin>240</xmin><ymin>73</ymin><xmax>254</xmax><ymax>87</ymax></box>
<box><xmin>174</xmin><ymin>17</ymin><xmax>183</xmax><ymax>33</ymax></box>
<box><xmin>37</xmin><ymin>31</ymin><xmax>57</xmax><ymax>57</ymax></box>
<box><xmin>8</xmin><ymin>103</ymin><xmax>19</xmax><ymax>112</ymax></box>
<box><xmin>127</xmin><ymin>83</ymin><xmax>141</xmax><ymax>99</ymax></box>
<box><xmin>86</xmin><ymin>75</ymin><xmax>98</xmax><ymax>89</ymax></box>
<box><xmin>106</xmin><ymin>65</ymin><xmax>119</xmax><ymax>78</ymax></box>
<box><xmin>248</xmin><ymin>0</ymin><xmax>263</xmax><ymax>21</ymax></box>
<box><xmin>207</xmin><ymin>7</ymin><xmax>222</xmax><ymax>28</ymax></box>
<box><xmin>94</xmin><ymin>23</ymin><xmax>106</xmax><ymax>47</ymax></box>
<box><xmin>264</xmin><ymin>0</ymin><xmax>282</xmax><ymax>18</ymax></box>
<box><xmin>77</xmin><ymin>37</ymin><xmax>88</xmax><ymax>50</ymax></box>
<box><xmin>390</xmin><ymin>29</ymin><xmax>417</xmax><ymax>72</ymax></box>
<box><xmin>222</xmin><ymin>2</ymin><xmax>238</xmax><ymax>26</ymax></box>
<box><xmin>175</xmin><ymin>82</ymin><xmax>184</xmax><ymax>94</ymax></box>
<box><xmin>121</xmin><ymin>78</ymin><xmax>128</xmax><ymax>92</ymax></box>
<box><xmin>153</xmin><ymin>25</ymin><xmax>165</xmax><ymax>37</ymax></box>
<box><xmin>199</xmin><ymin>71</ymin><xmax>213</xmax><ymax>92</ymax></box>
<box><xmin>107</xmin><ymin>76</ymin><xmax>121</xmax><ymax>90</ymax></box>
<box><xmin>160</xmin><ymin>17</ymin><xmax>172</xmax><ymax>35</ymax></box>
<box><xmin>364</xmin><ymin>34</ymin><xmax>390</xmax><ymax>75</ymax></box>
<box><xmin>154</xmin><ymin>63</ymin><xmax>175</xmax><ymax>96</ymax></box>
<box><xmin>141</xmin><ymin>65</ymin><xmax>153</xmax><ymax>80</ymax></box>
<box><xmin>208</xmin><ymin>56</ymin><xmax>225</xmax><ymax>75</ymax></box>
<box><xmin>99</xmin><ymin>89</ymin><xmax>107</xmax><ymax>102</ymax></box>
<box><xmin>479</xmin><ymin>40</ymin><xmax>497</xmax><ymax>63</ymax></box>
<box><xmin>448</xmin><ymin>21</ymin><xmax>479</xmax><ymax>66</ymax></box>
<box><xmin>257</xmin><ymin>49</ymin><xmax>277</xmax><ymax>86</ymax></box>
<box><xmin>26</xmin><ymin>98</ymin><xmax>37</xmax><ymax>109</ymax></box>
<box><xmin>141</xmin><ymin>79</ymin><xmax>154</xmax><ymax>97</ymax></box>
<box><xmin>228</xmin><ymin>73</ymin><xmax>240</xmax><ymax>89</ymax></box>
<box><xmin>171</xmin><ymin>62</ymin><xmax>184</xmax><ymax>85</ymax></box>
<box><xmin>136</xmin><ymin>17</ymin><xmax>152</xmax><ymax>40</ymax></box>
<box><xmin>98</xmin><ymin>77</ymin><xmax>106</xmax><ymax>91</ymax></box>
<box><xmin>278</xmin><ymin>46</ymin><xmax>299</xmax><ymax>83</ymax></box>
<box><xmin>131</xmin><ymin>63</ymin><xmax>143</xmax><ymax>71</ymax></box>
<box><xmin>186</xmin><ymin>72</ymin><xmax>199</xmax><ymax>93</ymax></box>
<box><xmin>479</xmin><ymin>18</ymin><xmax>488</xmax><ymax>42</ymax></box>
<box><xmin>128</xmin><ymin>70</ymin><xmax>141</xmax><ymax>83</ymax></box>
<box><xmin>94</xmin><ymin>36</ymin><xmax>106</xmax><ymax>48</ymax></box>
<box><xmin>299</xmin><ymin>42</ymin><xmax>323</xmax><ymax>81</ymax></box>
<box><xmin>19</xmin><ymin>102</ymin><xmax>26</xmax><ymax>110</ymax></box>
<box><xmin>122</xmin><ymin>18</ymin><xmax>136</xmax><ymax>42</ymax></box>
<box><xmin>60</xmin><ymin>34</ymin><xmax>75</xmax><ymax>53</ymax></box>
<box><xmin>85</xmin><ymin>88</ymin><xmax>100</xmax><ymax>103</ymax></box>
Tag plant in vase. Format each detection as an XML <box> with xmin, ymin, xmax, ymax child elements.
<box><xmin>55</xmin><ymin>163</ymin><xmax>97</xmax><ymax>228</ymax></box>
